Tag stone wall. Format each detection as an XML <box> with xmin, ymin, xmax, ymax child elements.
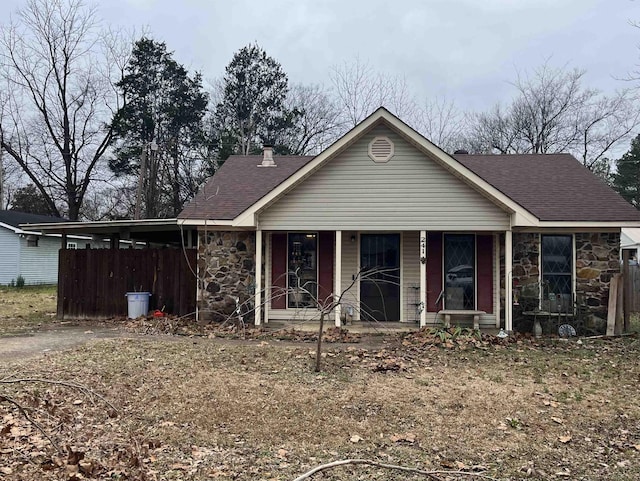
<box><xmin>509</xmin><ymin>232</ymin><xmax>620</xmax><ymax>320</ymax></box>
<box><xmin>575</xmin><ymin>232</ymin><xmax>620</xmax><ymax>319</ymax></box>
<box><xmin>197</xmin><ymin>231</ymin><xmax>255</xmax><ymax>322</ymax></box>
<box><xmin>512</xmin><ymin>233</ymin><xmax>540</xmax><ymax>303</ymax></box>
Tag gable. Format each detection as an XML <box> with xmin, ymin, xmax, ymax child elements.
<box><xmin>258</xmin><ymin>125</ymin><xmax>510</xmax><ymax>231</ymax></box>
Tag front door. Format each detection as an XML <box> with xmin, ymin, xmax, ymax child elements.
<box><xmin>360</xmin><ymin>234</ymin><xmax>400</xmax><ymax>321</ymax></box>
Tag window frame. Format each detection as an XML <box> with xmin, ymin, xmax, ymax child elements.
<box><xmin>443</xmin><ymin>233</ymin><xmax>477</xmax><ymax>310</ymax></box>
<box><xmin>286</xmin><ymin>232</ymin><xmax>319</xmax><ymax>309</ymax></box>
<box><xmin>540</xmin><ymin>234</ymin><xmax>574</xmax><ymax>308</ymax></box>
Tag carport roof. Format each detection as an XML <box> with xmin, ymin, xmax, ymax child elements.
<box><xmin>19</xmin><ymin>218</ymin><xmax>186</xmax><ymax>245</ymax></box>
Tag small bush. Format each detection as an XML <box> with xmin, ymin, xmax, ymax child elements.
<box><xmin>16</xmin><ymin>275</ymin><xmax>25</xmax><ymax>288</ymax></box>
<box><xmin>9</xmin><ymin>279</ymin><xmax>15</xmax><ymax>287</ymax></box>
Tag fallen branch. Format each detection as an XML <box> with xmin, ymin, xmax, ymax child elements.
<box><xmin>292</xmin><ymin>458</ymin><xmax>498</xmax><ymax>481</ymax></box>
<box><xmin>0</xmin><ymin>394</ymin><xmax>61</xmax><ymax>453</ymax></box>
<box><xmin>0</xmin><ymin>378</ymin><xmax>118</xmax><ymax>414</ymax></box>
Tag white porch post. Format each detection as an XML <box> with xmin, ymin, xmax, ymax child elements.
<box><xmin>334</xmin><ymin>230</ymin><xmax>342</xmax><ymax>327</ymax></box>
<box><xmin>264</xmin><ymin>232</ymin><xmax>270</xmax><ymax>324</ymax></box>
<box><xmin>494</xmin><ymin>233</ymin><xmax>501</xmax><ymax>328</ymax></box>
<box><xmin>254</xmin><ymin>229</ymin><xmax>263</xmax><ymax>326</ymax></box>
<box><xmin>505</xmin><ymin>229</ymin><xmax>513</xmax><ymax>332</ymax></box>
<box><xmin>420</xmin><ymin>231</ymin><xmax>427</xmax><ymax>327</ymax></box>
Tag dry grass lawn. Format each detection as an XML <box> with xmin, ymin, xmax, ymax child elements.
<box><xmin>0</xmin><ymin>285</ymin><xmax>57</xmax><ymax>333</ymax></box>
<box><xmin>1</xmin><ymin>332</ymin><xmax>640</xmax><ymax>480</ymax></box>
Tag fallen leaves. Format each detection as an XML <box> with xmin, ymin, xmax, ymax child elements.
<box><xmin>559</xmin><ymin>435</ymin><xmax>572</xmax><ymax>444</ymax></box>
<box><xmin>389</xmin><ymin>432</ymin><xmax>416</xmax><ymax>443</ymax></box>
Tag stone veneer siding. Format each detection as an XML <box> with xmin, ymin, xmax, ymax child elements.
<box><xmin>197</xmin><ymin>231</ymin><xmax>256</xmax><ymax>322</ymax></box>
<box><xmin>510</xmin><ymin>232</ymin><xmax>620</xmax><ymax>320</ymax></box>
<box><xmin>575</xmin><ymin>232</ymin><xmax>620</xmax><ymax>318</ymax></box>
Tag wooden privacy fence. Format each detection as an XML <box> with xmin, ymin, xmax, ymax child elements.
<box><xmin>625</xmin><ymin>264</ymin><xmax>640</xmax><ymax>313</ymax></box>
<box><xmin>57</xmin><ymin>248</ymin><xmax>197</xmax><ymax>319</ymax></box>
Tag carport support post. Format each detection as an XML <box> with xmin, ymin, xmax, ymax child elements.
<box><xmin>505</xmin><ymin>229</ymin><xmax>513</xmax><ymax>332</ymax></box>
<box><xmin>255</xmin><ymin>229</ymin><xmax>262</xmax><ymax>326</ymax></box>
<box><xmin>334</xmin><ymin>230</ymin><xmax>342</xmax><ymax>327</ymax></box>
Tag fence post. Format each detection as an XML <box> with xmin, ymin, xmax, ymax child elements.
<box><xmin>623</xmin><ymin>250</ymin><xmax>631</xmax><ymax>333</ymax></box>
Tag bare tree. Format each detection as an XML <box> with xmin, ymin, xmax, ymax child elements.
<box><xmin>330</xmin><ymin>57</ymin><xmax>419</xmax><ymax>128</ymax></box>
<box><xmin>415</xmin><ymin>96</ymin><xmax>468</xmax><ymax>153</ymax></box>
<box><xmin>468</xmin><ymin>63</ymin><xmax>640</xmax><ymax>177</ymax></box>
<box><xmin>280</xmin><ymin>83</ymin><xmax>343</xmax><ymax>155</ymax></box>
<box><xmin>0</xmin><ymin>0</ymin><xmax>127</xmax><ymax>220</ymax></box>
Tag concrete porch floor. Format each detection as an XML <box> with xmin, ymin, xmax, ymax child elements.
<box><xmin>263</xmin><ymin>319</ymin><xmax>501</xmax><ymax>335</ymax></box>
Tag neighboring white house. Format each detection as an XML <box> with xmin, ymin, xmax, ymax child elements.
<box><xmin>0</xmin><ymin>210</ymin><xmax>105</xmax><ymax>285</ymax></box>
<box><xmin>621</xmin><ymin>228</ymin><xmax>640</xmax><ymax>262</ymax></box>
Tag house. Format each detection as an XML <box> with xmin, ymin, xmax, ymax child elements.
<box><xmin>178</xmin><ymin>108</ymin><xmax>640</xmax><ymax>332</ymax></box>
<box><xmin>621</xmin><ymin>228</ymin><xmax>640</xmax><ymax>263</ymax></box>
<box><xmin>11</xmin><ymin>217</ymin><xmax>198</xmax><ymax>318</ymax></box>
<box><xmin>0</xmin><ymin>210</ymin><xmax>100</xmax><ymax>285</ymax></box>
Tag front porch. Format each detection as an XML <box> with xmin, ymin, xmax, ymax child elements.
<box><xmin>248</xmin><ymin>229</ymin><xmax>510</xmax><ymax>331</ymax></box>
<box><xmin>264</xmin><ymin>319</ymin><xmax>503</xmax><ymax>335</ymax></box>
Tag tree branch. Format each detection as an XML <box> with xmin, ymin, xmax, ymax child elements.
<box><xmin>292</xmin><ymin>458</ymin><xmax>498</xmax><ymax>481</ymax></box>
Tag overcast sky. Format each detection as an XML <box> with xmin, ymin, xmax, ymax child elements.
<box><xmin>2</xmin><ymin>0</ymin><xmax>639</xmax><ymax>113</ymax></box>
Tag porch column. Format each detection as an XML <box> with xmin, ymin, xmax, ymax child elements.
<box><xmin>254</xmin><ymin>229</ymin><xmax>263</xmax><ymax>326</ymax></box>
<box><xmin>334</xmin><ymin>230</ymin><xmax>342</xmax><ymax>327</ymax></box>
<box><xmin>420</xmin><ymin>231</ymin><xmax>427</xmax><ymax>327</ymax></box>
<box><xmin>264</xmin><ymin>232</ymin><xmax>270</xmax><ymax>324</ymax></box>
<box><xmin>505</xmin><ymin>229</ymin><xmax>513</xmax><ymax>332</ymax></box>
<box><xmin>494</xmin><ymin>233</ymin><xmax>501</xmax><ymax>328</ymax></box>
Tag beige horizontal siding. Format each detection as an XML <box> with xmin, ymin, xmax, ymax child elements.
<box><xmin>259</xmin><ymin>125</ymin><xmax>510</xmax><ymax>231</ymax></box>
<box><xmin>403</xmin><ymin>231</ymin><xmax>420</xmax><ymax>323</ymax></box>
<box><xmin>340</xmin><ymin>231</ymin><xmax>359</xmax><ymax>321</ymax></box>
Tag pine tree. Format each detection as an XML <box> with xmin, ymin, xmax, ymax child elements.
<box><xmin>613</xmin><ymin>134</ymin><xmax>640</xmax><ymax>208</ymax></box>
<box><xmin>213</xmin><ymin>43</ymin><xmax>296</xmax><ymax>159</ymax></box>
<box><xmin>110</xmin><ymin>37</ymin><xmax>210</xmax><ymax>218</ymax></box>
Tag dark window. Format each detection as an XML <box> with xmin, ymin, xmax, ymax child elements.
<box><xmin>541</xmin><ymin>235</ymin><xmax>572</xmax><ymax>298</ymax></box>
<box><xmin>26</xmin><ymin>236</ymin><xmax>38</xmax><ymax>247</ymax></box>
<box><xmin>444</xmin><ymin>234</ymin><xmax>475</xmax><ymax>310</ymax></box>
<box><xmin>287</xmin><ymin>233</ymin><xmax>317</xmax><ymax>308</ymax></box>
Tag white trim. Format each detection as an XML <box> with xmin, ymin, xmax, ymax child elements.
<box><xmin>399</xmin><ymin>231</ymin><xmax>404</xmax><ymax>322</ymax></box>
<box><xmin>494</xmin><ymin>233</ymin><xmax>501</xmax><ymax>328</ymax></box>
<box><xmin>264</xmin><ymin>233</ymin><xmax>271</xmax><ymax>323</ymax></box>
<box><xmin>179</xmin><ymin>219</ymin><xmax>235</xmax><ymax>227</ymax></box>
<box><xmin>420</xmin><ymin>230</ymin><xmax>427</xmax><ymax>327</ymax></box>
<box><xmin>195</xmin><ymin>231</ymin><xmax>200</xmax><ymax>323</ymax></box>
<box><xmin>514</xmin><ymin>219</ymin><xmax>640</xmax><ymax>230</ymax></box>
<box><xmin>255</xmin><ymin>229</ymin><xmax>263</xmax><ymax>325</ymax></box>
<box><xmin>1</xmin><ymin>222</ymin><xmax>97</xmax><ymax>240</ymax></box>
<box><xmin>334</xmin><ymin>230</ymin><xmax>342</xmax><ymax>327</ymax></box>
<box><xmin>505</xmin><ymin>230</ymin><xmax>513</xmax><ymax>332</ymax></box>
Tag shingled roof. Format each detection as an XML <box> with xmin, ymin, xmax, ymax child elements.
<box><xmin>179</xmin><ymin>150</ymin><xmax>640</xmax><ymax>224</ymax></box>
<box><xmin>179</xmin><ymin>155</ymin><xmax>314</xmax><ymax>220</ymax></box>
<box><xmin>453</xmin><ymin>153</ymin><xmax>640</xmax><ymax>222</ymax></box>
<box><xmin>0</xmin><ymin>210</ymin><xmax>66</xmax><ymax>229</ymax></box>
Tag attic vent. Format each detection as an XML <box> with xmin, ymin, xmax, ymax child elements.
<box><xmin>368</xmin><ymin>136</ymin><xmax>394</xmax><ymax>163</ymax></box>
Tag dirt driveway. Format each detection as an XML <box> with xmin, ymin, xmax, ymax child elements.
<box><xmin>0</xmin><ymin>323</ymin><xmax>146</xmax><ymax>361</ymax></box>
